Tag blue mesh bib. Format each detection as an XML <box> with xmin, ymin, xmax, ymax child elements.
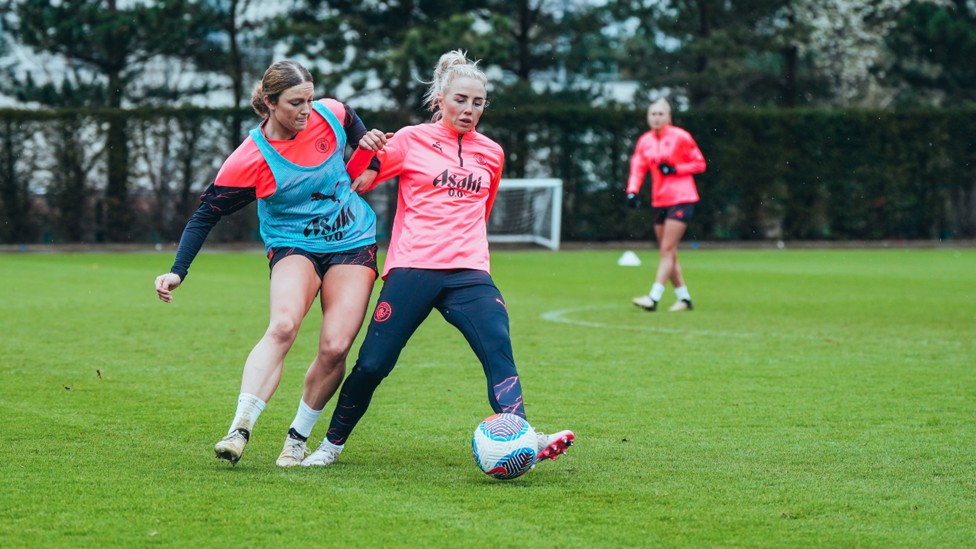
<box><xmin>250</xmin><ymin>102</ymin><xmax>376</xmax><ymax>253</ymax></box>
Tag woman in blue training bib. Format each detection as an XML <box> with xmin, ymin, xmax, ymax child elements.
<box><xmin>153</xmin><ymin>60</ymin><xmax>387</xmax><ymax>467</ymax></box>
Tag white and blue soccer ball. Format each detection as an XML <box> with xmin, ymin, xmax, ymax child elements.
<box><xmin>472</xmin><ymin>413</ymin><xmax>537</xmax><ymax>480</ymax></box>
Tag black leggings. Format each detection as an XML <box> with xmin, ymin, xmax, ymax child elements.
<box><xmin>326</xmin><ymin>268</ymin><xmax>524</xmax><ymax>445</ymax></box>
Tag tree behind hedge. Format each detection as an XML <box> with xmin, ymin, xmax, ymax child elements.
<box><xmin>3</xmin><ymin>0</ymin><xmax>227</xmax><ymax>242</ymax></box>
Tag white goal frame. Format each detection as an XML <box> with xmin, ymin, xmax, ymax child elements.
<box><xmin>488</xmin><ymin>178</ymin><xmax>563</xmax><ymax>250</ymax></box>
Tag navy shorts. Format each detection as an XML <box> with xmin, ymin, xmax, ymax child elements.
<box><xmin>267</xmin><ymin>243</ymin><xmax>378</xmax><ymax>279</ymax></box>
<box><xmin>653</xmin><ymin>203</ymin><xmax>695</xmax><ymax>225</ymax></box>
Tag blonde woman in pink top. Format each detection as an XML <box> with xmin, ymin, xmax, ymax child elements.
<box><xmin>302</xmin><ymin>50</ymin><xmax>575</xmax><ymax>469</ymax></box>
<box><xmin>627</xmin><ymin>98</ymin><xmax>707</xmax><ymax>312</ymax></box>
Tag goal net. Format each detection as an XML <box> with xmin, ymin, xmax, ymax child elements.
<box><xmin>487</xmin><ymin>178</ymin><xmax>563</xmax><ymax>250</ymax></box>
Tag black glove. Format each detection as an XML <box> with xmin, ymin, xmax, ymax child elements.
<box><xmin>659</xmin><ymin>162</ymin><xmax>676</xmax><ymax>175</ymax></box>
<box><xmin>626</xmin><ymin>193</ymin><xmax>639</xmax><ymax>209</ymax></box>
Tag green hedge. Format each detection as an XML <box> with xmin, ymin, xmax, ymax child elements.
<box><xmin>480</xmin><ymin>107</ymin><xmax>976</xmax><ymax>241</ymax></box>
<box><xmin>1</xmin><ymin>106</ymin><xmax>973</xmax><ymax>244</ymax></box>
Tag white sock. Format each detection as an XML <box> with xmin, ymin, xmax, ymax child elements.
<box><xmin>288</xmin><ymin>399</ymin><xmax>323</xmax><ymax>440</ymax></box>
<box><xmin>229</xmin><ymin>393</ymin><xmax>266</xmax><ymax>434</ymax></box>
<box><xmin>675</xmin><ymin>286</ymin><xmax>691</xmax><ymax>301</ymax></box>
<box><xmin>317</xmin><ymin>438</ymin><xmax>344</xmax><ymax>452</ymax></box>
<box><xmin>649</xmin><ymin>283</ymin><xmax>666</xmax><ymax>302</ymax></box>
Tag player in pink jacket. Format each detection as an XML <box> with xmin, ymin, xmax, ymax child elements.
<box><xmin>301</xmin><ymin>50</ymin><xmax>575</xmax><ymax>469</ymax></box>
<box><xmin>627</xmin><ymin>98</ymin><xmax>706</xmax><ymax>312</ymax></box>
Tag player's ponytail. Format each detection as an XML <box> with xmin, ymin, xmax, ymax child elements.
<box><xmin>250</xmin><ymin>82</ymin><xmax>268</xmax><ymax>117</ymax></box>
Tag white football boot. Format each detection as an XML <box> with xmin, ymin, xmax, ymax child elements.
<box><xmin>302</xmin><ymin>439</ymin><xmax>343</xmax><ymax>467</ymax></box>
<box><xmin>275</xmin><ymin>435</ymin><xmax>308</xmax><ymax>467</ymax></box>
<box><xmin>668</xmin><ymin>299</ymin><xmax>693</xmax><ymax>312</ymax></box>
<box><xmin>535</xmin><ymin>430</ymin><xmax>575</xmax><ymax>461</ymax></box>
<box><xmin>214</xmin><ymin>428</ymin><xmax>249</xmax><ymax>465</ymax></box>
<box><xmin>632</xmin><ymin>295</ymin><xmax>658</xmax><ymax>311</ymax></box>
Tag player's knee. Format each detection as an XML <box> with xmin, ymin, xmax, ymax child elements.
<box><xmin>477</xmin><ymin>314</ymin><xmax>511</xmax><ymax>341</ymax></box>
<box><xmin>265</xmin><ymin>317</ymin><xmax>301</xmax><ymax>345</ymax></box>
<box><xmin>317</xmin><ymin>336</ymin><xmax>353</xmax><ymax>364</ymax></box>
<box><xmin>350</xmin><ymin>354</ymin><xmax>395</xmax><ymax>384</ymax></box>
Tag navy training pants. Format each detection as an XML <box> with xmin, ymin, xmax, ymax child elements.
<box><xmin>326</xmin><ymin>268</ymin><xmax>525</xmax><ymax>445</ymax></box>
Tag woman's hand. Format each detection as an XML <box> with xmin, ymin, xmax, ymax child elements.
<box><xmin>154</xmin><ymin>272</ymin><xmax>183</xmax><ymax>303</ymax></box>
<box><xmin>351</xmin><ymin>169</ymin><xmax>380</xmax><ymax>194</ymax></box>
<box><xmin>358</xmin><ymin>129</ymin><xmax>394</xmax><ymax>152</ymax></box>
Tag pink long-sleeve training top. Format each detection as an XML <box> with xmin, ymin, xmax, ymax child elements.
<box><xmin>627</xmin><ymin>124</ymin><xmax>706</xmax><ymax>208</ymax></box>
<box><xmin>369</xmin><ymin>119</ymin><xmax>505</xmax><ymax>279</ymax></box>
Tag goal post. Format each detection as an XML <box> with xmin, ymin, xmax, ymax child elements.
<box><xmin>487</xmin><ymin>178</ymin><xmax>563</xmax><ymax>250</ymax></box>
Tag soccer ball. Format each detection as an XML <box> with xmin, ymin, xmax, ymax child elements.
<box><xmin>472</xmin><ymin>413</ymin><xmax>537</xmax><ymax>480</ymax></box>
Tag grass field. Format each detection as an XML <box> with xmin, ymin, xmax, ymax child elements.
<box><xmin>1</xmin><ymin>247</ymin><xmax>974</xmax><ymax>547</ymax></box>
